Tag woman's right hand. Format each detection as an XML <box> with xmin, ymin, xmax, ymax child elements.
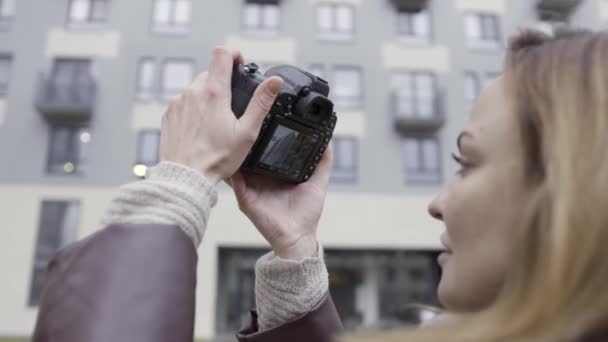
<box><xmin>159</xmin><ymin>46</ymin><xmax>283</xmax><ymax>184</ymax></box>
<box><xmin>227</xmin><ymin>146</ymin><xmax>333</xmax><ymax>261</ymax></box>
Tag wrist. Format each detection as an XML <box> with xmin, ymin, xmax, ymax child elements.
<box><xmin>273</xmin><ymin>235</ymin><xmax>319</xmax><ymax>261</ymax></box>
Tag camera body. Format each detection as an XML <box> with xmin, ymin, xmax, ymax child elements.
<box><xmin>231</xmin><ymin>63</ymin><xmax>337</xmax><ymax>183</ymax></box>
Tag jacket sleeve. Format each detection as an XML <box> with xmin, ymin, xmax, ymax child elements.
<box><xmin>236</xmin><ymin>294</ymin><xmax>343</xmax><ymax>342</ymax></box>
<box><xmin>32</xmin><ymin>223</ymin><xmax>198</xmax><ymax>342</ymax></box>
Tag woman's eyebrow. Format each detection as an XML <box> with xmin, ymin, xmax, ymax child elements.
<box><xmin>457</xmin><ymin>131</ymin><xmax>474</xmax><ymax>151</ymax></box>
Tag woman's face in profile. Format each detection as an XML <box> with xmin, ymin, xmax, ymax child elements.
<box><xmin>428</xmin><ymin>75</ymin><xmax>532</xmax><ymax>312</ymax></box>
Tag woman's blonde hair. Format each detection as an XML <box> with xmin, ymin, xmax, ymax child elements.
<box><xmin>347</xmin><ymin>29</ymin><xmax>608</xmax><ymax>342</ymax></box>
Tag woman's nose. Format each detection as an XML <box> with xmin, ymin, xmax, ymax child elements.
<box><xmin>428</xmin><ymin>193</ymin><xmax>444</xmax><ymax>221</ymax></box>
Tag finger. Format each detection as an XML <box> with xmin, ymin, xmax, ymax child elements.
<box><xmin>207</xmin><ymin>46</ymin><xmax>243</xmax><ymax>94</ymax></box>
<box><xmin>309</xmin><ymin>143</ymin><xmax>333</xmax><ymax>188</ymax></box>
<box><xmin>191</xmin><ymin>71</ymin><xmax>209</xmax><ymax>90</ymax></box>
<box><xmin>238</xmin><ymin>76</ymin><xmax>283</xmax><ymax>140</ymax></box>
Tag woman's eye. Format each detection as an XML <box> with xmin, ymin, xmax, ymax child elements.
<box><xmin>451</xmin><ymin>153</ymin><xmax>472</xmax><ymax>174</ymax></box>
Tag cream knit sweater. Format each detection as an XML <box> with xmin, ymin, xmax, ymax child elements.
<box><xmin>102</xmin><ymin>161</ymin><xmax>328</xmax><ymax>331</ymax></box>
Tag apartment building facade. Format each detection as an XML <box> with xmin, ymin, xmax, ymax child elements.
<box><xmin>0</xmin><ymin>0</ymin><xmax>605</xmax><ymax>339</ymax></box>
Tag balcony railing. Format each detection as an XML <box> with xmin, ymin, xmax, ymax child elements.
<box><xmin>536</xmin><ymin>0</ymin><xmax>581</xmax><ymax>21</ymax></box>
<box><xmin>391</xmin><ymin>92</ymin><xmax>445</xmax><ymax>134</ymax></box>
<box><xmin>35</xmin><ymin>73</ymin><xmax>97</xmax><ymax>123</ymax></box>
<box><xmin>391</xmin><ymin>0</ymin><xmax>429</xmax><ymax>13</ymax></box>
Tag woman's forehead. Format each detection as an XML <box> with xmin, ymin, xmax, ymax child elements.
<box><xmin>464</xmin><ymin>76</ymin><xmax>521</xmax><ymax>150</ymax></box>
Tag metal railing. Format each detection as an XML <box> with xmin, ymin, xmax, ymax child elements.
<box><xmin>390</xmin><ymin>91</ymin><xmax>445</xmax><ymax>134</ymax></box>
<box><xmin>35</xmin><ymin>73</ymin><xmax>97</xmax><ymax>122</ymax></box>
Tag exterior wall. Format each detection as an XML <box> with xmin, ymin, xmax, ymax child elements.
<box><xmin>1</xmin><ymin>0</ymin><xmax>606</xmax><ymax>339</ymax></box>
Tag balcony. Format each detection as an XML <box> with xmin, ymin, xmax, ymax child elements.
<box><xmin>35</xmin><ymin>73</ymin><xmax>97</xmax><ymax>123</ymax></box>
<box><xmin>391</xmin><ymin>92</ymin><xmax>445</xmax><ymax>134</ymax></box>
<box><xmin>391</xmin><ymin>0</ymin><xmax>429</xmax><ymax>13</ymax></box>
<box><xmin>537</xmin><ymin>0</ymin><xmax>581</xmax><ymax>21</ymax></box>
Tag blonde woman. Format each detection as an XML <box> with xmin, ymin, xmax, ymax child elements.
<box><xmin>33</xmin><ymin>29</ymin><xmax>608</xmax><ymax>342</ymax></box>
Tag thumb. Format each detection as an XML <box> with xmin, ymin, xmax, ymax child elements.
<box><xmin>239</xmin><ymin>76</ymin><xmax>283</xmax><ymax>136</ymax></box>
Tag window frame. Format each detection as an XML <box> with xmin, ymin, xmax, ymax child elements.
<box><xmin>136</xmin><ymin>130</ymin><xmax>161</xmax><ymax>166</ymax></box>
<box><xmin>332</xmin><ymin>65</ymin><xmax>364</xmax><ymax>109</ymax></box>
<box><xmin>392</xmin><ymin>70</ymin><xmax>438</xmax><ymax>119</ymax></box>
<box><xmin>242</xmin><ymin>1</ymin><xmax>281</xmax><ymax>35</ymax></box>
<box><xmin>463</xmin><ymin>12</ymin><xmax>501</xmax><ymax>51</ymax></box>
<box><xmin>330</xmin><ymin>136</ymin><xmax>358</xmax><ymax>183</ymax></box>
<box><xmin>0</xmin><ymin>0</ymin><xmax>15</xmax><ymax>21</ymax></box>
<box><xmin>135</xmin><ymin>57</ymin><xmax>158</xmax><ymax>100</ymax></box>
<box><xmin>67</xmin><ymin>0</ymin><xmax>109</xmax><ymax>26</ymax></box>
<box><xmin>151</xmin><ymin>0</ymin><xmax>192</xmax><ymax>34</ymax></box>
<box><xmin>0</xmin><ymin>54</ymin><xmax>12</xmax><ymax>95</ymax></box>
<box><xmin>46</xmin><ymin>125</ymin><xmax>91</xmax><ymax>176</ymax></box>
<box><xmin>463</xmin><ymin>70</ymin><xmax>480</xmax><ymax>114</ymax></box>
<box><xmin>317</xmin><ymin>3</ymin><xmax>355</xmax><ymax>42</ymax></box>
<box><xmin>402</xmin><ymin>134</ymin><xmax>442</xmax><ymax>185</ymax></box>
<box><xmin>396</xmin><ymin>8</ymin><xmax>433</xmax><ymax>44</ymax></box>
<box><xmin>159</xmin><ymin>58</ymin><xmax>195</xmax><ymax>101</ymax></box>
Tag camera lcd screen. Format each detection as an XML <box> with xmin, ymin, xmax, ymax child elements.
<box><xmin>259</xmin><ymin>124</ymin><xmax>319</xmax><ymax>176</ymax></box>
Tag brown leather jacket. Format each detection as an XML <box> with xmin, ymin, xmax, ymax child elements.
<box><xmin>32</xmin><ymin>224</ymin><xmax>343</xmax><ymax>342</ymax></box>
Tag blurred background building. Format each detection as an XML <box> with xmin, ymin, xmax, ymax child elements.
<box><xmin>0</xmin><ymin>0</ymin><xmax>605</xmax><ymax>339</ymax></box>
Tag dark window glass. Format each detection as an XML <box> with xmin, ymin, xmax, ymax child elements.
<box><xmin>47</xmin><ymin>126</ymin><xmax>91</xmax><ymax>175</ymax></box>
<box><xmin>215</xmin><ymin>248</ymin><xmax>440</xmax><ymax>334</ymax></box>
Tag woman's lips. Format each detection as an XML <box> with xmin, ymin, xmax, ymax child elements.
<box><xmin>440</xmin><ymin>232</ymin><xmax>453</xmax><ymax>253</ymax></box>
<box><xmin>437</xmin><ymin>251</ymin><xmax>451</xmax><ymax>266</ymax></box>
<box><xmin>438</xmin><ymin>232</ymin><xmax>453</xmax><ymax>266</ymax></box>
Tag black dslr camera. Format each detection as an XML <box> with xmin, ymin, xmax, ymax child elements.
<box><xmin>231</xmin><ymin>63</ymin><xmax>337</xmax><ymax>183</ymax></box>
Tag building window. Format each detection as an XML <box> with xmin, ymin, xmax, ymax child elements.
<box><xmin>392</xmin><ymin>71</ymin><xmax>437</xmax><ymax>119</ymax></box>
<box><xmin>463</xmin><ymin>71</ymin><xmax>480</xmax><ymax>114</ymax></box>
<box><xmin>133</xmin><ymin>130</ymin><xmax>160</xmax><ymax>178</ymax></box>
<box><xmin>152</xmin><ymin>0</ymin><xmax>191</xmax><ymax>33</ymax></box>
<box><xmin>68</xmin><ymin>0</ymin><xmax>108</xmax><ymax>24</ymax></box>
<box><xmin>136</xmin><ymin>58</ymin><xmax>156</xmax><ymax>100</ymax></box>
<box><xmin>331</xmin><ymin>137</ymin><xmax>358</xmax><ymax>182</ymax></box>
<box><xmin>0</xmin><ymin>0</ymin><xmax>15</xmax><ymax>21</ymax></box>
<box><xmin>29</xmin><ymin>200</ymin><xmax>80</xmax><ymax>306</ymax></box>
<box><xmin>464</xmin><ymin>13</ymin><xmax>501</xmax><ymax>50</ymax></box>
<box><xmin>136</xmin><ymin>59</ymin><xmax>194</xmax><ymax>100</ymax></box>
<box><xmin>317</xmin><ymin>3</ymin><xmax>354</xmax><ymax>41</ymax></box>
<box><xmin>243</xmin><ymin>0</ymin><xmax>280</xmax><ymax>34</ymax></box>
<box><xmin>47</xmin><ymin>126</ymin><xmax>91</xmax><ymax>175</ymax></box>
<box><xmin>333</xmin><ymin>66</ymin><xmax>362</xmax><ymax>108</ymax></box>
<box><xmin>402</xmin><ymin>135</ymin><xmax>441</xmax><ymax>184</ymax></box>
<box><xmin>161</xmin><ymin>60</ymin><xmax>194</xmax><ymax>100</ymax></box>
<box><xmin>397</xmin><ymin>9</ymin><xmax>431</xmax><ymax>43</ymax></box>
<box><xmin>0</xmin><ymin>55</ymin><xmax>11</xmax><ymax>95</ymax></box>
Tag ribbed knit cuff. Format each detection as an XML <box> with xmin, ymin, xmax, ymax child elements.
<box><xmin>254</xmin><ymin>245</ymin><xmax>329</xmax><ymax>331</ymax></box>
<box><xmin>102</xmin><ymin>161</ymin><xmax>218</xmax><ymax>247</ymax></box>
